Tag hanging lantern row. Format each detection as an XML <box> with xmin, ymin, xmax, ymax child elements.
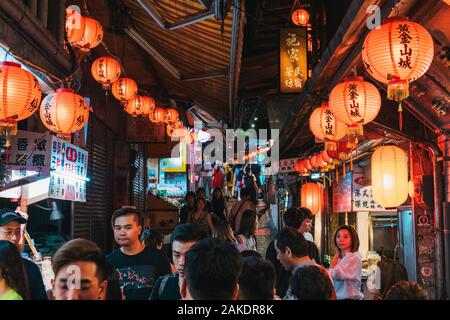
<box><xmin>295</xmin><ymin>149</ymin><xmax>338</xmax><ymax>175</ymax></box>
<box><xmin>65</xmin><ymin>8</ymin><xmax>103</xmax><ymax>53</ymax></box>
<box><xmin>66</xmin><ymin>7</ymin><xmax>183</xmax><ymax>139</ymax></box>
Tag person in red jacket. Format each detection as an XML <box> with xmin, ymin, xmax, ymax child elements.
<box><xmin>212</xmin><ymin>162</ymin><xmax>224</xmax><ymax>190</ymax></box>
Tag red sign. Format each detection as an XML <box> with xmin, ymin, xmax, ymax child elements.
<box><xmin>66</xmin><ymin>147</ymin><xmax>78</xmax><ymax>162</ymax></box>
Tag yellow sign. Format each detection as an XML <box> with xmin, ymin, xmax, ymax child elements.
<box><xmin>280</xmin><ymin>28</ymin><xmax>307</xmax><ymax>93</ymax></box>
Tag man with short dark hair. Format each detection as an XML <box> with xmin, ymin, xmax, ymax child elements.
<box><xmin>274</xmin><ymin>228</ymin><xmax>319</xmax><ymax>300</ymax></box>
<box><xmin>0</xmin><ymin>209</ymin><xmax>47</xmax><ymax>300</ymax></box>
<box><xmin>291</xmin><ymin>265</ymin><xmax>336</xmax><ymax>300</ymax></box>
<box><xmin>107</xmin><ymin>208</ymin><xmax>171</xmax><ymax>300</ymax></box>
<box><xmin>265</xmin><ymin>207</ymin><xmax>320</xmax><ymax>297</ymax></box>
<box><xmin>52</xmin><ymin>239</ymin><xmax>108</xmax><ymax>300</ymax></box>
<box><xmin>180</xmin><ymin>238</ymin><xmax>242</xmax><ymax>300</ymax></box>
<box><xmin>150</xmin><ymin>223</ymin><xmax>207</xmax><ymax>300</ymax></box>
<box><xmin>238</xmin><ymin>256</ymin><xmax>276</xmax><ymax>300</ymax></box>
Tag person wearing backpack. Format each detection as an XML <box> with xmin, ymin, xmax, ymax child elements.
<box><xmin>150</xmin><ymin>224</ymin><xmax>207</xmax><ymax>300</ymax></box>
<box><xmin>228</xmin><ymin>188</ymin><xmax>256</xmax><ymax>234</ymax></box>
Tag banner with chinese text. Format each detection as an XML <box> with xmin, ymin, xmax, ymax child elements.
<box><xmin>280</xmin><ymin>28</ymin><xmax>307</xmax><ymax>93</ymax></box>
<box><xmin>8</xmin><ymin>131</ymin><xmax>52</xmax><ymax>179</ymax></box>
<box><xmin>352</xmin><ymin>171</ymin><xmax>395</xmax><ymax>212</ymax></box>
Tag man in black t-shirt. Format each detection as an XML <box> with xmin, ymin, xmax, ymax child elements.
<box><xmin>0</xmin><ymin>209</ymin><xmax>48</xmax><ymax>300</ymax></box>
<box><xmin>107</xmin><ymin>208</ymin><xmax>171</xmax><ymax>300</ymax></box>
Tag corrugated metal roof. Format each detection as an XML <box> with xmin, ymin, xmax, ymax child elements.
<box><xmin>123</xmin><ymin>0</ymin><xmax>242</xmax><ymax>122</ymax></box>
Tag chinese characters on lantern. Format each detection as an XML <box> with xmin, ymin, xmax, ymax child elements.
<box><xmin>280</xmin><ymin>28</ymin><xmax>307</xmax><ymax>93</ymax></box>
<box><xmin>348</xmin><ymin>83</ymin><xmax>361</xmax><ymax>118</ymax></box>
<box><xmin>397</xmin><ymin>24</ymin><xmax>413</xmax><ymax>69</ymax></box>
<box><xmin>324</xmin><ymin>109</ymin><xmax>335</xmax><ymax>137</ymax></box>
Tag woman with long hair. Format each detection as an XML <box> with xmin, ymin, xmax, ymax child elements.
<box><xmin>187</xmin><ymin>197</ymin><xmax>213</xmax><ymax>235</ymax></box>
<box><xmin>210</xmin><ymin>187</ymin><xmax>226</xmax><ymax>221</ymax></box>
<box><xmin>211</xmin><ymin>219</ymin><xmax>240</xmax><ymax>247</ymax></box>
<box><xmin>329</xmin><ymin>225</ymin><xmax>364</xmax><ymax>300</ymax></box>
<box><xmin>0</xmin><ymin>240</ymin><xmax>29</xmax><ymax>300</ymax></box>
<box><xmin>235</xmin><ymin>209</ymin><xmax>258</xmax><ymax>251</ymax></box>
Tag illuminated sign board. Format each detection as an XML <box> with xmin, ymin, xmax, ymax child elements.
<box><xmin>280</xmin><ymin>28</ymin><xmax>308</xmax><ymax>93</ymax></box>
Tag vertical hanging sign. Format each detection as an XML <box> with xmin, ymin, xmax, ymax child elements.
<box><xmin>280</xmin><ymin>28</ymin><xmax>307</xmax><ymax>93</ymax></box>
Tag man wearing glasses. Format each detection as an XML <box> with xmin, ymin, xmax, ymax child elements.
<box><xmin>0</xmin><ymin>208</ymin><xmax>48</xmax><ymax>300</ymax></box>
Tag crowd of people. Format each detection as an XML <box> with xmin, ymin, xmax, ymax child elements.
<box><xmin>0</xmin><ymin>196</ymin><xmax>429</xmax><ymax>300</ymax></box>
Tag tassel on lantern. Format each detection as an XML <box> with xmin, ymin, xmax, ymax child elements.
<box><xmin>348</xmin><ymin>124</ymin><xmax>364</xmax><ymax>137</ymax></box>
<box><xmin>325</xmin><ymin>140</ymin><xmax>337</xmax><ymax>151</ymax></box>
<box><xmin>387</xmin><ymin>78</ymin><xmax>409</xmax><ymax>102</ymax></box>
<box><xmin>398</xmin><ymin>103</ymin><xmax>403</xmax><ymax>132</ymax></box>
<box><xmin>335</xmin><ymin>168</ymin><xmax>339</xmax><ymax>183</ymax></box>
<box><xmin>343</xmin><ymin>164</ymin><xmax>346</xmax><ymax>177</ymax></box>
<box><xmin>57</xmin><ymin>133</ymin><xmax>72</xmax><ymax>143</ymax></box>
<box><xmin>0</xmin><ymin>120</ymin><xmax>18</xmax><ymax>148</ymax></box>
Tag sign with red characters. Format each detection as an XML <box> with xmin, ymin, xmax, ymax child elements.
<box><xmin>50</xmin><ymin>136</ymin><xmax>88</xmax><ymax>178</ymax></box>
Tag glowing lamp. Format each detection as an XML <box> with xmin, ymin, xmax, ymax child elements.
<box><xmin>91</xmin><ymin>56</ymin><xmax>121</xmax><ymax>90</ymax></box>
<box><xmin>301</xmin><ymin>182</ymin><xmax>322</xmax><ymax>214</ymax></box>
<box><xmin>371</xmin><ymin>145</ymin><xmax>408</xmax><ymax>208</ymax></box>
<box><xmin>39</xmin><ymin>88</ymin><xmax>89</xmax><ymax>138</ymax></box>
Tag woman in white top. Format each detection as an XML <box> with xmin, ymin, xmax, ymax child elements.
<box><xmin>235</xmin><ymin>209</ymin><xmax>258</xmax><ymax>251</ymax></box>
<box><xmin>329</xmin><ymin>225</ymin><xmax>364</xmax><ymax>300</ymax></box>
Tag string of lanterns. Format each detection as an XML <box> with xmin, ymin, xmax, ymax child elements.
<box><xmin>300</xmin><ymin>15</ymin><xmax>433</xmax><ymax>210</ymax></box>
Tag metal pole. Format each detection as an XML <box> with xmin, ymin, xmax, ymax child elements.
<box><xmin>229</xmin><ymin>0</ymin><xmax>240</xmax><ymax>124</ymax></box>
<box><xmin>424</xmin><ymin>142</ymin><xmax>445</xmax><ymax>299</ymax></box>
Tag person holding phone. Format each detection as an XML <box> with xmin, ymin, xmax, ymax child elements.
<box><xmin>329</xmin><ymin>225</ymin><xmax>364</xmax><ymax>300</ymax></box>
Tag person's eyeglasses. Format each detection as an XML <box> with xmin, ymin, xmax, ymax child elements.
<box><xmin>0</xmin><ymin>229</ymin><xmax>21</xmax><ymax>240</ymax></box>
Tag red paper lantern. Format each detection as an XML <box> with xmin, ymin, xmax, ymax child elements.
<box><xmin>309</xmin><ymin>102</ymin><xmax>347</xmax><ymax>149</ymax></box>
<box><xmin>165</xmin><ymin>108</ymin><xmax>179</xmax><ymax>124</ymax></box>
<box><xmin>329</xmin><ymin>76</ymin><xmax>381</xmax><ymax>136</ymax></box>
<box><xmin>39</xmin><ymin>88</ymin><xmax>89</xmax><ymax>138</ymax></box>
<box><xmin>309</xmin><ymin>155</ymin><xmax>320</xmax><ymax>169</ymax></box>
<box><xmin>320</xmin><ymin>150</ymin><xmax>333</xmax><ymax>164</ymax></box>
<box><xmin>124</xmin><ymin>95</ymin><xmax>154</xmax><ymax>117</ymax></box>
<box><xmin>149</xmin><ymin>107</ymin><xmax>166</xmax><ymax>123</ymax></box>
<box><xmin>301</xmin><ymin>182</ymin><xmax>322</xmax><ymax>214</ymax></box>
<box><xmin>111</xmin><ymin>78</ymin><xmax>138</xmax><ymax>103</ymax></box>
<box><xmin>314</xmin><ymin>154</ymin><xmax>328</xmax><ymax>168</ymax></box>
<box><xmin>73</xmin><ymin>16</ymin><xmax>103</xmax><ymax>52</ymax></box>
<box><xmin>91</xmin><ymin>57</ymin><xmax>121</xmax><ymax>90</ymax></box>
<box><xmin>65</xmin><ymin>7</ymin><xmax>85</xmax><ymax>45</ymax></box>
<box><xmin>0</xmin><ymin>61</ymin><xmax>42</xmax><ymax>137</ymax></box>
<box><xmin>295</xmin><ymin>159</ymin><xmax>304</xmax><ymax>173</ymax></box>
<box><xmin>362</xmin><ymin>17</ymin><xmax>433</xmax><ymax>101</ymax></box>
<box><xmin>291</xmin><ymin>9</ymin><xmax>309</xmax><ymax>26</ymax></box>
<box><xmin>304</xmin><ymin>158</ymin><xmax>313</xmax><ymax>171</ymax></box>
